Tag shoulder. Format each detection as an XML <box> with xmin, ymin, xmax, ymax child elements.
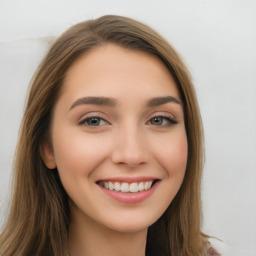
<box><xmin>207</xmin><ymin>247</ymin><xmax>221</xmax><ymax>256</ymax></box>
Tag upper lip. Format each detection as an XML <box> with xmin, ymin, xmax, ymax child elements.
<box><xmin>96</xmin><ymin>176</ymin><xmax>160</xmax><ymax>183</ymax></box>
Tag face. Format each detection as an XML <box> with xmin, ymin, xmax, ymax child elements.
<box><xmin>42</xmin><ymin>44</ymin><xmax>188</xmax><ymax>233</ymax></box>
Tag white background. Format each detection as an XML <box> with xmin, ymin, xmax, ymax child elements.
<box><xmin>0</xmin><ymin>0</ymin><xmax>255</xmax><ymax>255</ymax></box>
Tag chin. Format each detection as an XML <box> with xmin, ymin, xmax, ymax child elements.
<box><xmin>106</xmin><ymin>222</ymin><xmax>149</xmax><ymax>234</ymax></box>
<box><xmin>101</xmin><ymin>212</ymin><xmax>160</xmax><ymax>234</ymax></box>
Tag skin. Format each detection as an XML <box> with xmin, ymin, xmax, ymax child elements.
<box><xmin>42</xmin><ymin>44</ymin><xmax>188</xmax><ymax>256</ymax></box>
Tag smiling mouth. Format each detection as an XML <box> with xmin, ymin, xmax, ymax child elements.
<box><xmin>97</xmin><ymin>180</ymin><xmax>158</xmax><ymax>193</ymax></box>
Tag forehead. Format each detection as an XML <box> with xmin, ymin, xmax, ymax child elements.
<box><xmin>60</xmin><ymin>44</ymin><xmax>180</xmax><ymax>101</ymax></box>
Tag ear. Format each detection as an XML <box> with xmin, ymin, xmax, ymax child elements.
<box><xmin>40</xmin><ymin>139</ymin><xmax>57</xmax><ymax>169</ymax></box>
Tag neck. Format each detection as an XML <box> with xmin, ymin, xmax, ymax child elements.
<box><xmin>68</xmin><ymin>207</ymin><xmax>147</xmax><ymax>256</ymax></box>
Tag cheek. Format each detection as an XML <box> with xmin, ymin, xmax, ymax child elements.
<box><xmin>52</xmin><ymin>128</ymin><xmax>110</xmax><ymax>178</ymax></box>
<box><xmin>152</xmin><ymin>130</ymin><xmax>188</xmax><ymax>176</ymax></box>
<box><xmin>144</xmin><ymin>130</ymin><xmax>187</xmax><ymax>221</ymax></box>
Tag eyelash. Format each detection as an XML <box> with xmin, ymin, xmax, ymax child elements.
<box><xmin>147</xmin><ymin>116</ymin><xmax>178</xmax><ymax>126</ymax></box>
<box><xmin>79</xmin><ymin>115</ymin><xmax>177</xmax><ymax>127</ymax></box>
<box><xmin>79</xmin><ymin>116</ymin><xmax>109</xmax><ymax>127</ymax></box>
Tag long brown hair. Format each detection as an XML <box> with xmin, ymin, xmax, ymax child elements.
<box><xmin>0</xmin><ymin>15</ymin><xmax>208</xmax><ymax>255</ymax></box>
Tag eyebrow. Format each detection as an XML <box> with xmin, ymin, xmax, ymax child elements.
<box><xmin>70</xmin><ymin>96</ymin><xmax>117</xmax><ymax>110</ymax></box>
<box><xmin>146</xmin><ymin>96</ymin><xmax>181</xmax><ymax>107</ymax></box>
<box><xmin>70</xmin><ymin>95</ymin><xmax>181</xmax><ymax>110</ymax></box>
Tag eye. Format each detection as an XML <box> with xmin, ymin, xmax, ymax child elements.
<box><xmin>148</xmin><ymin>116</ymin><xmax>177</xmax><ymax>126</ymax></box>
<box><xmin>79</xmin><ymin>117</ymin><xmax>109</xmax><ymax>127</ymax></box>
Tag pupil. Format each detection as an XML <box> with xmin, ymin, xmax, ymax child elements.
<box><xmin>152</xmin><ymin>117</ymin><xmax>162</xmax><ymax>125</ymax></box>
<box><xmin>89</xmin><ymin>118</ymin><xmax>99</xmax><ymax>125</ymax></box>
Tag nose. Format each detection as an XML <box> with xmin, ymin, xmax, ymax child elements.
<box><xmin>111</xmin><ymin>125</ymin><xmax>149</xmax><ymax>168</ymax></box>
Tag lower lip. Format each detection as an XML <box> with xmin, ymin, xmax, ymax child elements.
<box><xmin>98</xmin><ymin>182</ymin><xmax>159</xmax><ymax>204</ymax></box>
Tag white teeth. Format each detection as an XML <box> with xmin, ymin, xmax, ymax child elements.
<box><xmin>130</xmin><ymin>183</ymin><xmax>139</xmax><ymax>193</ymax></box>
<box><xmin>138</xmin><ymin>182</ymin><xmax>144</xmax><ymax>192</ymax></box>
<box><xmin>145</xmin><ymin>181</ymin><xmax>153</xmax><ymax>190</ymax></box>
<box><xmin>108</xmin><ymin>182</ymin><xmax>114</xmax><ymax>190</ymax></box>
<box><xmin>120</xmin><ymin>183</ymin><xmax>129</xmax><ymax>192</ymax></box>
<box><xmin>104</xmin><ymin>182</ymin><xmax>109</xmax><ymax>189</ymax></box>
<box><xmin>114</xmin><ymin>182</ymin><xmax>121</xmax><ymax>191</ymax></box>
<box><xmin>99</xmin><ymin>180</ymin><xmax>154</xmax><ymax>193</ymax></box>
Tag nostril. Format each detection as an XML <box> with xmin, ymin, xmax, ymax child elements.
<box><xmin>111</xmin><ymin>134</ymin><xmax>149</xmax><ymax>167</ymax></box>
<box><xmin>111</xmin><ymin>151</ymin><xmax>149</xmax><ymax>168</ymax></box>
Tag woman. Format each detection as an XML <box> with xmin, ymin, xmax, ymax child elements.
<box><xmin>0</xmin><ymin>15</ymin><xmax>220</xmax><ymax>256</ymax></box>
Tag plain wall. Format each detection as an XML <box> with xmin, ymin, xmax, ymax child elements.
<box><xmin>0</xmin><ymin>0</ymin><xmax>255</xmax><ymax>255</ymax></box>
